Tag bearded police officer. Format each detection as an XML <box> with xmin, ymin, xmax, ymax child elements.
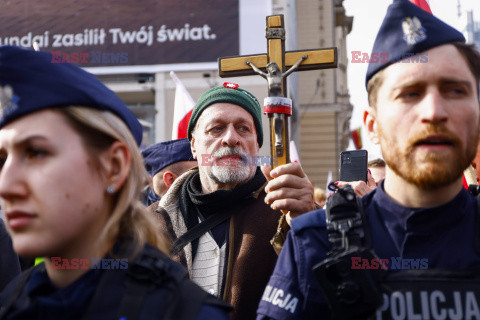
<box><xmin>256</xmin><ymin>0</ymin><xmax>480</xmax><ymax>319</ymax></box>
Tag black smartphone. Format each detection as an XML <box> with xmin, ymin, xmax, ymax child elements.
<box><xmin>339</xmin><ymin>150</ymin><xmax>368</xmax><ymax>182</ymax></box>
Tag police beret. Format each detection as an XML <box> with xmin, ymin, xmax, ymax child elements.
<box><xmin>0</xmin><ymin>46</ymin><xmax>143</xmax><ymax>145</ymax></box>
<box><xmin>141</xmin><ymin>138</ymin><xmax>195</xmax><ymax>177</ymax></box>
<box><xmin>365</xmin><ymin>0</ymin><xmax>466</xmax><ymax>87</ymax></box>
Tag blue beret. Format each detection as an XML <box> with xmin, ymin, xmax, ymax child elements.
<box><xmin>0</xmin><ymin>46</ymin><xmax>143</xmax><ymax>145</ymax></box>
<box><xmin>365</xmin><ymin>0</ymin><xmax>466</xmax><ymax>87</ymax></box>
<box><xmin>142</xmin><ymin>138</ymin><xmax>195</xmax><ymax>177</ymax></box>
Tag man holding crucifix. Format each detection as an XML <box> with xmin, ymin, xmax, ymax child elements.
<box><xmin>150</xmin><ymin>14</ymin><xmax>336</xmax><ymax>320</ymax></box>
<box><xmin>151</xmin><ymin>83</ymin><xmax>315</xmax><ymax>320</ymax></box>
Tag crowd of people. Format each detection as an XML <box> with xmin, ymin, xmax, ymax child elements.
<box><xmin>1</xmin><ymin>0</ymin><xmax>480</xmax><ymax>319</ymax></box>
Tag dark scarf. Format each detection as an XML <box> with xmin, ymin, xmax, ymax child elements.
<box><xmin>179</xmin><ymin>167</ymin><xmax>266</xmax><ymax>260</ymax></box>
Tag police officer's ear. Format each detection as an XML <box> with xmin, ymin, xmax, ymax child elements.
<box><xmin>364</xmin><ymin>107</ymin><xmax>380</xmax><ymax>144</ymax></box>
<box><xmin>100</xmin><ymin>141</ymin><xmax>131</xmax><ymax>193</ymax></box>
<box><xmin>163</xmin><ymin>171</ymin><xmax>179</xmax><ymax>188</ymax></box>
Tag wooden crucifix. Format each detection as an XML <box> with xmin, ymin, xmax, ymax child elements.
<box><xmin>218</xmin><ymin>14</ymin><xmax>337</xmax><ymax>168</ymax></box>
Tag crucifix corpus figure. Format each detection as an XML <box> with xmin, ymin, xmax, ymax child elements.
<box><xmin>245</xmin><ymin>56</ymin><xmax>306</xmax><ymax>159</ymax></box>
<box><xmin>246</xmin><ymin>56</ymin><xmax>307</xmax><ymax>97</ymax></box>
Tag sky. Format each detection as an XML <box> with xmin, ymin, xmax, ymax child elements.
<box><xmin>343</xmin><ymin>0</ymin><xmax>480</xmax><ymax>160</ymax></box>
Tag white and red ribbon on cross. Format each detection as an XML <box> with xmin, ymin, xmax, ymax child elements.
<box><xmin>263</xmin><ymin>97</ymin><xmax>292</xmax><ymax>115</ymax></box>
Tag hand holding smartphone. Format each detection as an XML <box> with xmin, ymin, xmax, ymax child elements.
<box><xmin>339</xmin><ymin>150</ymin><xmax>368</xmax><ymax>183</ymax></box>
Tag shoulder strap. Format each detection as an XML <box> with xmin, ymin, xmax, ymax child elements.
<box><xmin>0</xmin><ymin>266</ymin><xmax>36</xmax><ymax>320</ymax></box>
<box><xmin>170</xmin><ymin>200</ymin><xmax>252</xmax><ymax>258</ymax></box>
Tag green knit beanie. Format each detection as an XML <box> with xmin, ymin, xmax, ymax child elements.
<box><xmin>187</xmin><ymin>83</ymin><xmax>263</xmax><ymax>147</ymax></box>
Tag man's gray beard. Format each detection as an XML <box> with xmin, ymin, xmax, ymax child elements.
<box><xmin>209</xmin><ymin>146</ymin><xmax>255</xmax><ymax>185</ymax></box>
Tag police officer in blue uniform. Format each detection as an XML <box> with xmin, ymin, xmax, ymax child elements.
<box><xmin>0</xmin><ymin>46</ymin><xmax>231</xmax><ymax>320</ymax></box>
<box><xmin>141</xmin><ymin>138</ymin><xmax>196</xmax><ymax>206</ymax></box>
<box><xmin>257</xmin><ymin>0</ymin><xmax>480</xmax><ymax>319</ymax></box>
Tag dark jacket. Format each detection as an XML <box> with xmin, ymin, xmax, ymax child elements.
<box><xmin>0</xmin><ymin>242</ymin><xmax>231</xmax><ymax>320</ymax></box>
<box><xmin>257</xmin><ymin>183</ymin><xmax>480</xmax><ymax>320</ymax></box>
<box><xmin>0</xmin><ymin>219</ymin><xmax>20</xmax><ymax>292</ymax></box>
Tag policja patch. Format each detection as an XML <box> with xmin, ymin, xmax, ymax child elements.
<box><xmin>375</xmin><ymin>271</ymin><xmax>480</xmax><ymax>320</ymax></box>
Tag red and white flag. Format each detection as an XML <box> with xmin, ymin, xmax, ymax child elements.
<box><xmin>351</xmin><ymin>127</ymin><xmax>363</xmax><ymax>150</ymax></box>
<box><xmin>409</xmin><ymin>0</ymin><xmax>432</xmax><ymax>14</ymax></box>
<box><xmin>170</xmin><ymin>71</ymin><xmax>195</xmax><ymax>139</ymax></box>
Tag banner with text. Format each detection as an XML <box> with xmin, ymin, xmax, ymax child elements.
<box><xmin>0</xmin><ymin>0</ymin><xmax>239</xmax><ymax>66</ymax></box>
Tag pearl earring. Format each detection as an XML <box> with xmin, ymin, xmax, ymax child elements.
<box><xmin>106</xmin><ymin>186</ymin><xmax>116</xmax><ymax>194</ymax></box>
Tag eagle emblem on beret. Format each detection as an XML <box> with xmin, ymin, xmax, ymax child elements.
<box><xmin>402</xmin><ymin>16</ymin><xmax>427</xmax><ymax>45</ymax></box>
<box><xmin>0</xmin><ymin>85</ymin><xmax>19</xmax><ymax>118</ymax></box>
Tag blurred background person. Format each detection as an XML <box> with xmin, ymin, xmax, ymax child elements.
<box><xmin>368</xmin><ymin>158</ymin><xmax>386</xmax><ymax>186</ymax></box>
<box><xmin>142</xmin><ymin>138</ymin><xmax>196</xmax><ymax>206</ymax></box>
<box><xmin>313</xmin><ymin>187</ymin><xmax>327</xmax><ymax>208</ymax></box>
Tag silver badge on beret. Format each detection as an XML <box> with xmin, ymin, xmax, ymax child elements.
<box><xmin>0</xmin><ymin>85</ymin><xmax>18</xmax><ymax>118</ymax></box>
<box><xmin>402</xmin><ymin>17</ymin><xmax>427</xmax><ymax>45</ymax></box>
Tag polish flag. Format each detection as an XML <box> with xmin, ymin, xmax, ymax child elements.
<box><xmin>351</xmin><ymin>128</ymin><xmax>363</xmax><ymax>150</ymax></box>
<box><xmin>464</xmin><ymin>165</ymin><xmax>478</xmax><ymax>189</ymax></box>
<box><xmin>409</xmin><ymin>0</ymin><xmax>432</xmax><ymax>14</ymax></box>
<box><xmin>170</xmin><ymin>71</ymin><xmax>195</xmax><ymax>139</ymax></box>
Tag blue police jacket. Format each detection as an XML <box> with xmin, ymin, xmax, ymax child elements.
<box><xmin>0</xmin><ymin>243</ymin><xmax>231</xmax><ymax>320</ymax></box>
<box><xmin>0</xmin><ymin>219</ymin><xmax>20</xmax><ymax>292</ymax></box>
<box><xmin>256</xmin><ymin>182</ymin><xmax>480</xmax><ymax>319</ymax></box>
